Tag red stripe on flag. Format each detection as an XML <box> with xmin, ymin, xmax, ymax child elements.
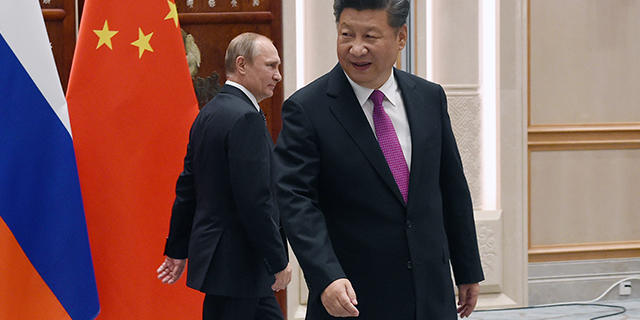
<box><xmin>0</xmin><ymin>217</ymin><xmax>71</xmax><ymax>320</ymax></box>
<box><xmin>67</xmin><ymin>0</ymin><xmax>202</xmax><ymax>318</ymax></box>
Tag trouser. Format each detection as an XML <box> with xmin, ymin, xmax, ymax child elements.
<box><xmin>202</xmin><ymin>293</ymin><xmax>284</xmax><ymax>320</ymax></box>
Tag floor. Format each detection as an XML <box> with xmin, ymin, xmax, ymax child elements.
<box><xmin>467</xmin><ymin>299</ymin><xmax>640</xmax><ymax>319</ymax></box>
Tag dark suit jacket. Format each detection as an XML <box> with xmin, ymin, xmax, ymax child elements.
<box><xmin>274</xmin><ymin>64</ymin><xmax>484</xmax><ymax>319</ymax></box>
<box><xmin>164</xmin><ymin>84</ymin><xmax>288</xmax><ymax>298</ymax></box>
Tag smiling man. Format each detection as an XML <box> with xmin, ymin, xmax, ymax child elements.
<box><xmin>274</xmin><ymin>1</ymin><xmax>484</xmax><ymax>319</ymax></box>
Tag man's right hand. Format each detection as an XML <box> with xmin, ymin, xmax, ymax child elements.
<box><xmin>272</xmin><ymin>262</ymin><xmax>292</xmax><ymax>292</ymax></box>
<box><xmin>156</xmin><ymin>256</ymin><xmax>186</xmax><ymax>284</ymax></box>
<box><xmin>321</xmin><ymin>278</ymin><xmax>359</xmax><ymax>317</ymax></box>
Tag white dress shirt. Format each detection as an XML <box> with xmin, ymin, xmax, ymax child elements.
<box><xmin>226</xmin><ymin>80</ymin><xmax>262</xmax><ymax>113</ymax></box>
<box><xmin>345</xmin><ymin>72</ymin><xmax>412</xmax><ymax>170</ymax></box>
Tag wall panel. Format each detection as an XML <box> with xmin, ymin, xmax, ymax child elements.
<box><xmin>530</xmin><ymin>149</ymin><xmax>640</xmax><ymax>246</ymax></box>
<box><xmin>528</xmin><ymin>0</ymin><xmax>640</xmax><ymax>263</ymax></box>
<box><xmin>530</xmin><ymin>0</ymin><xmax>640</xmax><ymax>125</ymax></box>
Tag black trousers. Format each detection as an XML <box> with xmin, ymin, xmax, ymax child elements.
<box><xmin>202</xmin><ymin>294</ymin><xmax>284</xmax><ymax>320</ymax></box>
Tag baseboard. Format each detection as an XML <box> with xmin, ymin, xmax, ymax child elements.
<box><xmin>528</xmin><ymin>258</ymin><xmax>640</xmax><ymax>305</ymax></box>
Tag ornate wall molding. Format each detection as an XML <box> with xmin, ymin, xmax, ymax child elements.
<box><xmin>477</xmin><ymin>223</ymin><xmax>497</xmax><ymax>277</ymax></box>
<box><xmin>475</xmin><ymin>210</ymin><xmax>503</xmax><ymax>294</ymax></box>
<box><xmin>184</xmin><ymin>0</ymin><xmax>262</xmax><ymax>9</ymax></box>
<box><xmin>447</xmin><ymin>92</ymin><xmax>482</xmax><ymax>209</ymax></box>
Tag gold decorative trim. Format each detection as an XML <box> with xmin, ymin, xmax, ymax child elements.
<box><xmin>528</xmin><ymin>123</ymin><xmax>640</xmax><ymax>151</ymax></box>
<box><xmin>529</xmin><ymin>241</ymin><xmax>640</xmax><ymax>262</ymax></box>
<box><xmin>178</xmin><ymin>11</ymin><xmax>273</xmax><ymax>24</ymax></box>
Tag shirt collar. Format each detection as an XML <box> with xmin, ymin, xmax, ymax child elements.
<box><xmin>225</xmin><ymin>80</ymin><xmax>260</xmax><ymax>112</ymax></box>
<box><xmin>344</xmin><ymin>70</ymin><xmax>399</xmax><ymax>107</ymax></box>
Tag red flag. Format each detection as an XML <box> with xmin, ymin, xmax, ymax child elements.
<box><xmin>66</xmin><ymin>0</ymin><xmax>201</xmax><ymax>318</ymax></box>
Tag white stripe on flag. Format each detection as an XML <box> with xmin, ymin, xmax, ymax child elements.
<box><xmin>0</xmin><ymin>0</ymin><xmax>71</xmax><ymax>135</ymax></box>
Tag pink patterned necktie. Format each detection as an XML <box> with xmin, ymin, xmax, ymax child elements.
<box><xmin>370</xmin><ymin>89</ymin><xmax>409</xmax><ymax>203</ymax></box>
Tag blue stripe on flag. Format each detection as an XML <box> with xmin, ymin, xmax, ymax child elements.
<box><xmin>0</xmin><ymin>34</ymin><xmax>100</xmax><ymax>320</ymax></box>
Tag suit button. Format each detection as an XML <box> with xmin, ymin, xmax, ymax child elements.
<box><xmin>407</xmin><ymin>261</ymin><xmax>413</xmax><ymax>269</ymax></box>
<box><xmin>406</xmin><ymin>220</ymin><xmax>412</xmax><ymax>229</ymax></box>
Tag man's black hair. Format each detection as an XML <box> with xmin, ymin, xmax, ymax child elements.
<box><xmin>333</xmin><ymin>0</ymin><xmax>410</xmax><ymax>29</ymax></box>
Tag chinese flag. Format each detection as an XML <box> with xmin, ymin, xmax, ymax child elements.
<box><xmin>66</xmin><ymin>0</ymin><xmax>201</xmax><ymax>318</ymax></box>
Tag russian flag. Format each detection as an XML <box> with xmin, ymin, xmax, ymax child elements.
<box><xmin>0</xmin><ymin>1</ymin><xmax>100</xmax><ymax>319</ymax></box>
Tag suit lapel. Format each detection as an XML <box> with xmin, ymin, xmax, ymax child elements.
<box><xmin>220</xmin><ymin>84</ymin><xmax>254</xmax><ymax>108</ymax></box>
<box><xmin>219</xmin><ymin>84</ymin><xmax>272</xmax><ymax>144</ymax></box>
<box><xmin>326</xmin><ymin>65</ymin><xmax>405</xmax><ymax>205</ymax></box>
<box><xmin>395</xmin><ymin>69</ymin><xmax>435</xmax><ymax>207</ymax></box>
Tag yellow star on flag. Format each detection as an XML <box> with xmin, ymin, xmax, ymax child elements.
<box><xmin>94</xmin><ymin>20</ymin><xmax>118</xmax><ymax>50</ymax></box>
<box><xmin>131</xmin><ymin>28</ymin><xmax>154</xmax><ymax>58</ymax></box>
<box><xmin>165</xmin><ymin>0</ymin><xmax>179</xmax><ymax>28</ymax></box>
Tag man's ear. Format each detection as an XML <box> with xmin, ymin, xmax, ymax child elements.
<box><xmin>235</xmin><ymin>56</ymin><xmax>246</xmax><ymax>75</ymax></box>
<box><xmin>397</xmin><ymin>24</ymin><xmax>408</xmax><ymax>51</ymax></box>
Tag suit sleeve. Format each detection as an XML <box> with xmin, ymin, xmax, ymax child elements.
<box><xmin>227</xmin><ymin>112</ymin><xmax>288</xmax><ymax>275</ymax></box>
<box><xmin>274</xmin><ymin>98</ymin><xmax>346</xmax><ymax>294</ymax></box>
<box><xmin>437</xmin><ymin>85</ymin><xmax>485</xmax><ymax>285</ymax></box>
<box><xmin>164</xmin><ymin>128</ymin><xmax>196</xmax><ymax>259</ymax></box>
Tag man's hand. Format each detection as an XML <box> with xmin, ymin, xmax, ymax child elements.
<box><xmin>156</xmin><ymin>257</ymin><xmax>186</xmax><ymax>284</ymax></box>
<box><xmin>457</xmin><ymin>282</ymin><xmax>480</xmax><ymax>318</ymax></box>
<box><xmin>272</xmin><ymin>263</ymin><xmax>292</xmax><ymax>292</ymax></box>
<box><xmin>321</xmin><ymin>278</ymin><xmax>359</xmax><ymax>317</ymax></box>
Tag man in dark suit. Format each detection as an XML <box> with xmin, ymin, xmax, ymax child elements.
<box><xmin>274</xmin><ymin>1</ymin><xmax>484</xmax><ymax>319</ymax></box>
<box><xmin>157</xmin><ymin>32</ymin><xmax>291</xmax><ymax>320</ymax></box>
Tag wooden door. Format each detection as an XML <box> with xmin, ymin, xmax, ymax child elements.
<box><xmin>40</xmin><ymin>0</ymin><xmax>76</xmax><ymax>92</ymax></box>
